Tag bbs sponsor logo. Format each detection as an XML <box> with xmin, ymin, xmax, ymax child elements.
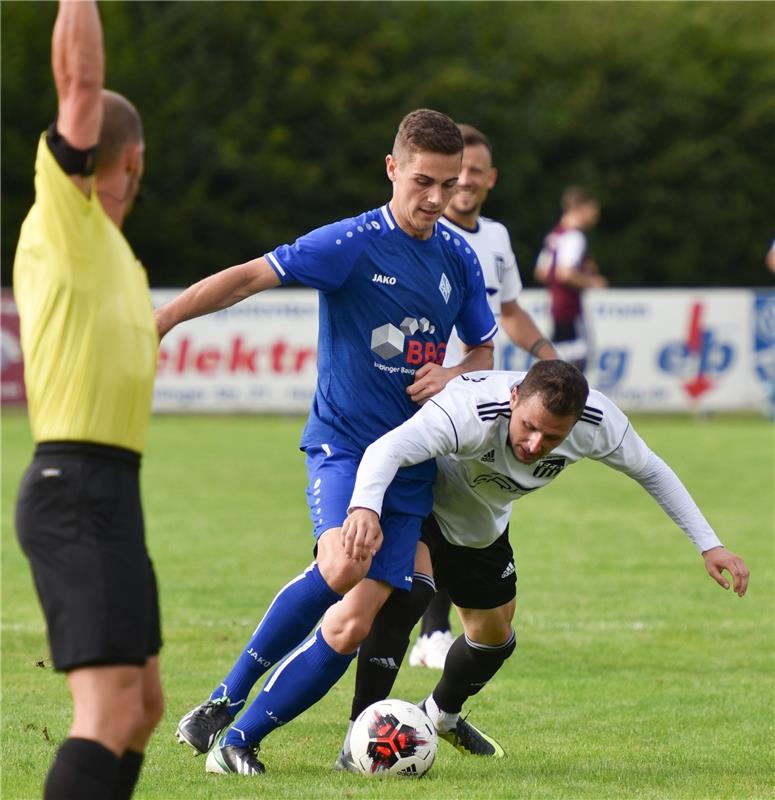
<box><xmin>370</xmin><ymin>316</ymin><xmax>447</xmax><ymax>366</ymax></box>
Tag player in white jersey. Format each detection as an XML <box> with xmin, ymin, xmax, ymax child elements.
<box><xmin>408</xmin><ymin>123</ymin><xmax>557</xmax><ymax>670</ymax></box>
<box><xmin>443</xmin><ymin>125</ymin><xmax>556</xmax><ymax>370</ymax></box>
<box><xmin>335</xmin><ymin>360</ymin><xmax>749</xmax><ymax>765</ymax></box>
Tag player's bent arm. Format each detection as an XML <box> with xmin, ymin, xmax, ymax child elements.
<box><xmin>457</xmin><ymin>339</ymin><xmax>495</xmax><ymax>373</ymax></box>
<box><xmin>627</xmin><ymin>449</ymin><xmax>750</xmax><ymax>596</ymax></box>
<box><xmin>348</xmin><ymin>402</ymin><xmax>458</xmax><ymax>517</ymax></box>
<box><xmin>500</xmin><ymin>300</ymin><xmax>558</xmax><ymax>359</ymax></box>
<box><xmin>406</xmin><ymin>340</ymin><xmax>493</xmax><ymax>405</ymax></box>
<box><xmin>629</xmin><ymin>449</ymin><xmax>722</xmax><ymax>552</ymax></box>
<box><xmin>155</xmin><ymin>256</ymin><xmax>281</xmax><ymax>339</ymax></box>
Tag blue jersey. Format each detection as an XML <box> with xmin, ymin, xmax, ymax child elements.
<box><xmin>267</xmin><ymin>204</ymin><xmax>497</xmax><ymax>479</ymax></box>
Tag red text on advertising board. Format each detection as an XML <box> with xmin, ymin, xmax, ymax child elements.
<box><xmin>157</xmin><ymin>336</ymin><xmax>315</xmax><ymax>375</ymax></box>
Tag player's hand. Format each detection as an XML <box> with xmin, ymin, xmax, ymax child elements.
<box><xmin>341</xmin><ymin>508</ymin><xmax>383</xmax><ymax>561</ymax></box>
<box><xmin>406</xmin><ymin>363</ymin><xmax>454</xmax><ymax>405</ymax></box>
<box><xmin>702</xmin><ymin>546</ymin><xmax>750</xmax><ymax>597</ymax></box>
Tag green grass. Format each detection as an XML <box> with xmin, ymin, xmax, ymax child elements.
<box><xmin>2</xmin><ymin>411</ymin><xmax>774</xmax><ymax>799</ymax></box>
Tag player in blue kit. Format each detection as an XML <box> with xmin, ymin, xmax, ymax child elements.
<box><xmin>154</xmin><ymin>109</ymin><xmax>497</xmax><ymax>775</ymax></box>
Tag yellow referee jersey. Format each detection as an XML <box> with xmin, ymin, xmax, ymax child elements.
<box><xmin>13</xmin><ymin>135</ymin><xmax>158</xmax><ymax>454</ymax></box>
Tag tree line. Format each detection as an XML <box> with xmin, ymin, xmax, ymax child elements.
<box><xmin>3</xmin><ymin>1</ymin><xmax>773</xmax><ymax>288</ymax></box>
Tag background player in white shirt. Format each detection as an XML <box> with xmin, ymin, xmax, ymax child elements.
<box><xmin>442</xmin><ymin>124</ymin><xmax>556</xmax><ymax>369</ymax></box>
<box><xmin>410</xmin><ymin>123</ymin><xmax>558</xmax><ymax>670</ymax></box>
<box><xmin>336</xmin><ymin>361</ymin><xmax>749</xmax><ymax>765</ymax></box>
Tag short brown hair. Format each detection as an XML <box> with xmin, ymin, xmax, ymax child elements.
<box><xmin>97</xmin><ymin>90</ymin><xmax>144</xmax><ymax>171</ymax></box>
<box><xmin>561</xmin><ymin>186</ymin><xmax>598</xmax><ymax>212</ymax></box>
<box><xmin>393</xmin><ymin>109</ymin><xmax>463</xmax><ymax>160</ymax></box>
<box><xmin>457</xmin><ymin>123</ymin><xmax>492</xmax><ymax>156</ymax></box>
<box><xmin>516</xmin><ymin>360</ymin><xmax>589</xmax><ymax>420</ymax></box>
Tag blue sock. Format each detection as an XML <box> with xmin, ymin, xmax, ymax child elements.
<box><xmin>210</xmin><ymin>563</ymin><xmax>341</xmax><ymax>716</ymax></box>
<box><xmin>224</xmin><ymin>628</ymin><xmax>355</xmax><ymax>748</ymax></box>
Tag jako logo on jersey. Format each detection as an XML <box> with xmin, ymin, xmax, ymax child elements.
<box><xmin>533</xmin><ymin>456</ymin><xmax>566</xmax><ymax>479</ymax></box>
<box><xmin>372</xmin><ymin>273</ymin><xmax>397</xmax><ymax>285</ymax></box>
<box><xmin>246</xmin><ymin>648</ymin><xmax>272</xmax><ymax>668</ymax></box>
<box><xmin>370</xmin><ymin>317</ymin><xmax>446</xmax><ymax>366</ymax></box>
<box><xmin>658</xmin><ymin>302</ymin><xmax>734</xmax><ymax>399</ymax></box>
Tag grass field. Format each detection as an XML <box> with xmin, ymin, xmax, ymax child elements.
<box><xmin>2</xmin><ymin>411</ymin><xmax>773</xmax><ymax>799</ymax></box>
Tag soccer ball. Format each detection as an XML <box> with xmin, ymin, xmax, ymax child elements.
<box><xmin>349</xmin><ymin>698</ymin><xmax>437</xmax><ymax>777</ymax></box>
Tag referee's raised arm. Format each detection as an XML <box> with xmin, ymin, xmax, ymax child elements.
<box><xmin>51</xmin><ymin>0</ymin><xmax>104</xmax><ymax>196</ymax></box>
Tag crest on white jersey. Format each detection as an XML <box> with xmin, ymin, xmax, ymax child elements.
<box><xmin>495</xmin><ymin>254</ymin><xmax>505</xmax><ymax>283</ymax></box>
<box><xmin>439</xmin><ymin>273</ymin><xmax>451</xmax><ymax>304</ymax></box>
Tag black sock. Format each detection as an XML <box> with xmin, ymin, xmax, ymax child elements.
<box><xmin>421</xmin><ymin>587</ymin><xmax>453</xmax><ymax>635</ymax></box>
<box><xmin>44</xmin><ymin>737</ymin><xmax>119</xmax><ymax>800</ymax></box>
<box><xmin>433</xmin><ymin>630</ymin><xmax>517</xmax><ymax>714</ymax></box>
<box><xmin>350</xmin><ymin>573</ymin><xmax>435</xmax><ymax>721</ymax></box>
<box><xmin>111</xmin><ymin>749</ymin><xmax>144</xmax><ymax>800</ymax></box>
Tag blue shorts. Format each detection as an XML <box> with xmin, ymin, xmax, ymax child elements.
<box><xmin>304</xmin><ymin>442</ymin><xmax>432</xmax><ymax>591</ymax></box>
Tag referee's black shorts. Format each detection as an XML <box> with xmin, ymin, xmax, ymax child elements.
<box><xmin>16</xmin><ymin>442</ymin><xmax>162</xmax><ymax>672</ymax></box>
<box><xmin>420</xmin><ymin>513</ymin><xmax>517</xmax><ymax>610</ymax></box>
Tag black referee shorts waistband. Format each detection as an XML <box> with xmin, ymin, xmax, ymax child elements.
<box><xmin>35</xmin><ymin>441</ymin><xmax>141</xmax><ymax>467</ymax></box>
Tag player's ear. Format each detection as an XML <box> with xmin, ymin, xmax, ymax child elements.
<box><xmin>385</xmin><ymin>154</ymin><xmax>397</xmax><ymax>182</ymax></box>
<box><xmin>488</xmin><ymin>167</ymin><xmax>498</xmax><ymax>190</ymax></box>
<box><xmin>510</xmin><ymin>386</ymin><xmax>519</xmax><ymax>407</ymax></box>
<box><xmin>124</xmin><ymin>141</ymin><xmax>143</xmax><ymax>175</ymax></box>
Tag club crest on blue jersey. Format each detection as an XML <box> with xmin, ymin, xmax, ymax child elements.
<box><xmin>439</xmin><ymin>273</ymin><xmax>451</xmax><ymax>303</ymax></box>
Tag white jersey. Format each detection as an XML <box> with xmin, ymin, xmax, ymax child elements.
<box><xmin>535</xmin><ymin>228</ymin><xmax>587</xmax><ymax>273</ymax></box>
<box><xmin>440</xmin><ymin>216</ymin><xmax>522</xmax><ymax>369</ymax></box>
<box><xmin>350</xmin><ymin>371</ymin><xmax>723</xmax><ymax>553</ymax></box>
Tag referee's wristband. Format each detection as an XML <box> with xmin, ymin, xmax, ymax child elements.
<box><xmin>46</xmin><ymin>122</ymin><xmax>97</xmax><ymax>176</ymax></box>
<box><xmin>528</xmin><ymin>337</ymin><xmax>552</xmax><ymax>358</ymax></box>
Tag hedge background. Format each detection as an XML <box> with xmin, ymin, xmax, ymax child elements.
<box><xmin>3</xmin><ymin>1</ymin><xmax>773</xmax><ymax>288</ymax></box>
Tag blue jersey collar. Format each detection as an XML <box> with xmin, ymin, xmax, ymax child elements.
<box><xmin>382</xmin><ymin>204</ymin><xmax>438</xmax><ymax>245</ymax></box>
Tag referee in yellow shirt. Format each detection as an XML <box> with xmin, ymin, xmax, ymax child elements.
<box><xmin>13</xmin><ymin>2</ymin><xmax>162</xmax><ymax>798</ymax></box>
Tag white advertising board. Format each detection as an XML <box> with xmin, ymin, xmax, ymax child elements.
<box><xmin>4</xmin><ymin>288</ymin><xmax>773</xmax><ymax>415</ymax></box>
<box><xmin>500</xmin><ymin>289</ymin><xmax>775</xmax><ymax>413</ymax></box>
<box><xmin>151</xmin><ymin>288</ymin><xmax>775</xmax><ymax>415</ymax></box>
<box><xmin>152</xmin><ymin>288</ymin><xmax>319</xmax><ymax>412</ymax></box>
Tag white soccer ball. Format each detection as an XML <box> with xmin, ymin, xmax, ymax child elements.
<box><xmin>349</xmin><ymin>698</ymin><xmax>437</xmax><ymax>777</ymax></box>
